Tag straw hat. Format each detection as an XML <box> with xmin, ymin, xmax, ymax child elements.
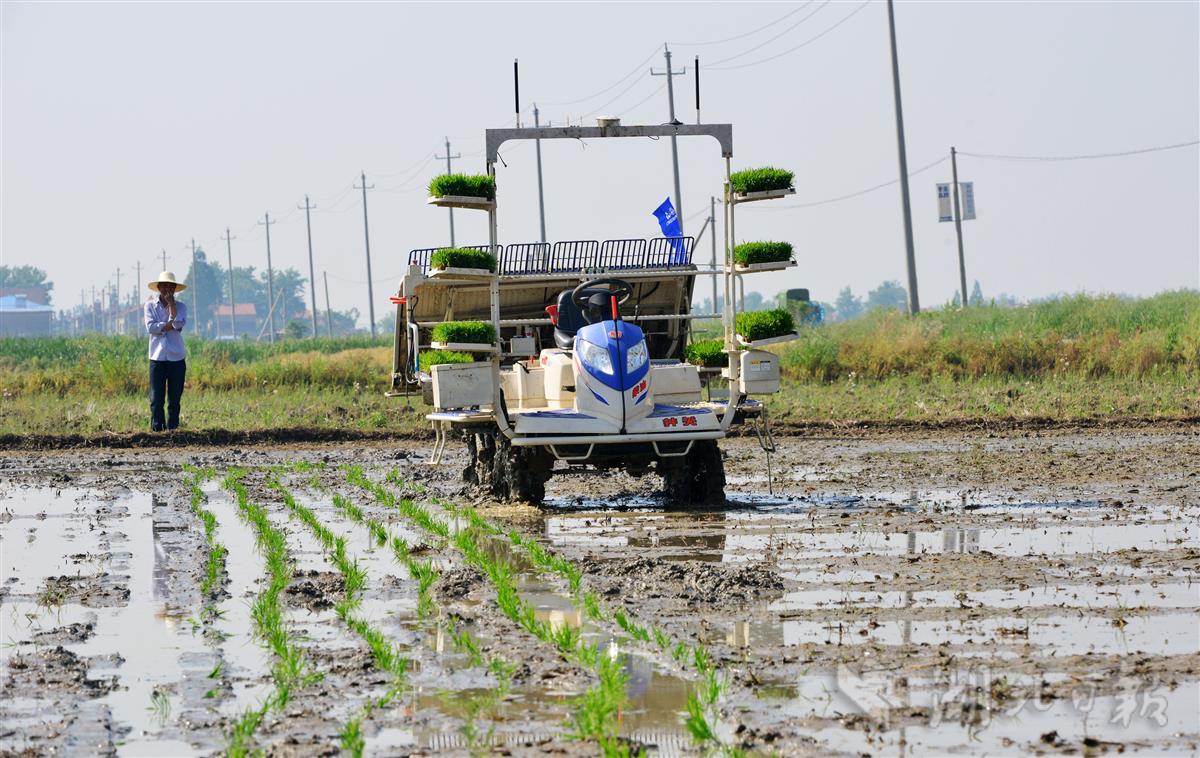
<box><xmin>147</xmin><ymin>271</ymin><xmax>187</xmax><ymax>292</ymax></box>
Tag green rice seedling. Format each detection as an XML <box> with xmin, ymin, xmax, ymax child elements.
<box><xmin>729</xmin><ymin>167</ymin><xmax>794</xmax><ymax>194</ymax></box>
<box><xmin>684</xmin><ymin>692</ymin><xmax>718</xmax><ymax>744</ymax></box>
<box><xmin>420</xmin><ymin>349</ymin><xmax>476</xmax><ymax>367</ymax></box>
<box><xmin>652</xmin><ymin>627</ymin><xmax>671</xmax><ymax>651</ymax></box>
<box><xmin>582</xmin><ymin>592</ymin><xmax>604</xmax><ymax>622</ymax></box>
<box><xmin>550</xmin><ymin>623</ymin><xmax>580</xmax><ymax>654</ymax></box>
<box><xmin>733</xmin><ymin>241</ymin><xmax>793</xmax><ymax>266</ymax></box>
<box><xmin>227</xmin><ymin>707</ymin><xmax>265</xmax><ymax>758</ymax></box>
<box><xmin>683</xmin><ymin>338</ymin><xmax>725</xmax><ymax>368</ymax></box>
<box><xmin>340</xmin><ymin>718</ymin><xmax>365</xmax><ymax>758</ymax></box>
<box><xmin>429</xmin><ymin>247</ymin><xmax>497</xmax><ymax>272</ymax></box>
<box><xmin>431</xmin><ymin>321</ymin><xmax>497</xmax><ymax>345</ymax></box>
<box><xmin>428</xmin><ymin>173</ymin><xmax>496</xmax><ymax>200</ymax></box>
<box><xmin>208</xmin><ymin>661</ymin><xmax>223</xmax><ymax>679</ymax></box>
<box><xmin>449</xmin><ymin>621</ymin><xmax>483</xmax><ymax>667</ymax></box>
<box><xmin>147</xmin><ymin>686</ymin><xmax>171</xmax><ymax>725</ymax></box>
<box><xmin>735</xmin><ymin>308</ymin><xmax>795</xmax><ymax>342</ymax></box>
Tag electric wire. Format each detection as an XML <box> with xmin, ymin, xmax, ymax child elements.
<box><xmin>669</xmin><ymin>2</ymin><xmax>815</xmax><ymax>47</ymax></box>
<box><xmin>709</xmin><ymin>1</ymin><xmax>872</xmax><ymax>72</ymax></box>
<box><xmin>707</xmin><ymin>1</ymin><xmax>831</xmax><ymax>67</ymax></box>
<box><xmin>958</xmin><ymin>140</ymin><xmax>1199</xmax><ymax>162</ymax></box>
<box><xmin>539</xmin><ymin>46</ymin><xmax>662</xmax><ymax>107</ymax></box>
<box><xmin>744</xmin><ymin>155</ymin><xmax>948</xmax><ymax>212</ymax></box>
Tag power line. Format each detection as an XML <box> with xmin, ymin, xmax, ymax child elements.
<box><xmin>707</xmin><ymin>1</ymin><xmax>830</xmax><ymax>67</ymax></box>
<box><xmin>709</xmin><ymin>1</ymin><xmax>872</xmax><ymax>72</ymax></box>
<box><xmin>743</xmin><ymin>155</ymin><xmax>948</xmax><ymax>212</ymax></box>
<box><xmin>958</xmin><ymin>139</ymin><xmax>1199</xmax><ymax>162</ymax></box>
<box><xmin>670</xmin><ymin>3</ymin><xmax>815</xmax><ymax>47</ymax></box>
<box><xmin>539</xmin><ymin>46</ymin><xmax>661</xmax><ymax>107</ymax></box>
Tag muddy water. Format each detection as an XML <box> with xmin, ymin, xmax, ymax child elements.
<box><xmin>1</xmin><ymin>430</ymin><xmax>1198</xmax><ymax>755</ymax></box>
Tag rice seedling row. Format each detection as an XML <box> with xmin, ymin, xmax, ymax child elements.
<box><xmin>221</xmin><ymin>470</ymin><xmax>322</xmax><ymax>757</ymax></box>
<box><xmin>430</xmin><ymin>491</ymin><xmax>735</xmax><ymax>752</ymax></box>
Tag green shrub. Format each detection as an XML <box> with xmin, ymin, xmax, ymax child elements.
<box><xmin>735</xmin><ymin>309</ymin><xmax>795</xmax><ymax>342</ymax></box>
<box><xmin>429</xmin><ymin>247</ymin><xmax>497</xmax><ymax>272</ymax></box>
<box><xmin>430</xmin><ymin>321</ymin><xmax>496</xmax><ymax>345</ymax></box>
<box><xmin>420</xmin><ymin>350</ymin><xmax>475</xmax><ymax>367</ymax></box>
<box><xmin>428</xmin><ymin>174</ymin><xmax>496</xmax><ymax>200</ymax></box>
<box><xmin>684</xmin><ymin>339</ymin><xmax>726</xmax><ymax>367</ymax></box>
<box><xmin>734</xmin><ymin>241</ymin><xmax>793</xmax><ymax>266</ymax></box>
<box><xmin>730</xmin><ymin>167</ymin><xmax>794</xmax><ymax>194</ymax></box>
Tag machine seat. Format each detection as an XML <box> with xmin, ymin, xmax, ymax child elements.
<box><xmin>551</xmin><ymin>288</ymin><xmax>608</xmax><ymax>350</ymax></box>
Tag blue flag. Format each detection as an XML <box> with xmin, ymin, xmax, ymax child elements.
<box><xmin>651</xmin><ymin>197</ymin><xmax>687</xmax><ymax>264</ymax></box>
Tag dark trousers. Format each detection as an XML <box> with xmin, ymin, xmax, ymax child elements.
<box><xmin>149</xmin><ymin>359</ymin><xmax>186</xmax><ymax>431</ymax></box>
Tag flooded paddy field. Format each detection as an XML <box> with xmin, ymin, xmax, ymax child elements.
<box><xmin>1</xmin><ymin>427</ymin><xmax>1197</xmax><ymax>756</ymax></box>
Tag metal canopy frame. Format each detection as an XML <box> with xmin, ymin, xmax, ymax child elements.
<box><xmin>485</xmin><ymin>123</ymin><xmax>734</xmax><ymax>163</ymax></box>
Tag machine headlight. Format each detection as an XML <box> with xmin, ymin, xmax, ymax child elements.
<box><xmin>578</xmin><ymin>339</ymin><xmax>613</xmax><ymax>375</ymax></box>
<box><xmin>626</xmin><ymin>339</ymin><xmax>648</xmax><ymax>372</ymax></box>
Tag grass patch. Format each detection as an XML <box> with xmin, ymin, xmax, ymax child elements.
<box><xmin>428</xmin><ymin>173</ymin><xmax>496</xmax><ymax>200</ymax></box>
<box><xmin>684</xmin><ymin>338</ymin><xmax>726</xmax><ymax>368</ymax></box>
<box><xmin>730</xmin><ymin>167</ymin><xmax>794</xmax><ymax>194</ymax></box>
<box><xmin>430</xmin><ymin>321</ymin><xmax>497</xmax><ymax>345</ymax></box>
<box><xmin>430</xmin><ymin>247</ymin><xmax>496</xmax><ymax>272</ymax></box>
<box><xmin>778</xmin><ymin>290</ymin><xmax>1200</xmax><ymax>382</ymax></box>
<box><xmin>735</xmin><ymin>308</ymin><xmax>795</xmax><ymax>342</ymax></box>
<box><xmin>733</xmin><ymin>241</ymin><xmax>793</xmax><ymax>266</ymax></box>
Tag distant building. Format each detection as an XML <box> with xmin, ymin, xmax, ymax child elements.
<box><xmin>213</xmin><ymin>303</ymin><xmax>258</xmax><ymax>337</ymax></box>
<box><xmin>0</xmin><ymin>294</ymin><xmax>54</xmax><ymax>337</ymax></box>
<box><xmin>0</xmin><ymin>287</ymin><xmax>49</xmax><ymax>305</ymax></box>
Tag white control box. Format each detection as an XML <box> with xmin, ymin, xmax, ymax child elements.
<box><xmin>738</xmin><ymin>349</ymin><xmax>780</xmax><ymax>394</ymax></box>
<box><xmin>431</xmin><ymin>362</ymin><xmax>495</xmax><ymax>409</ymax></box>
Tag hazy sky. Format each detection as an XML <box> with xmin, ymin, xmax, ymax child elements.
<box><xmin>3</xmin><ymin>1</ymin><xmax>1198</xmax><ymax>323</ymax></box>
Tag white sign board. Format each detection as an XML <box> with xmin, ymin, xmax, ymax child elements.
<box><xmin>937</xmin><ymin>183</ymin><xmax>952</xmax><ymax>222</ymax></box>
<box><xmin>960</xmin><ymin>181</ymin><xmax>976</xmax><ymax>220</ymax></box>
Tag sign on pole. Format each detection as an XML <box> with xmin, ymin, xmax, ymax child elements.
<box><xmin>960</xmin><ymin>181</ymin><xmax>976</xmax><ymax>220</ymax></box>
<box><xmin>937</xmin><ymin>183</ymin><xmax>952</xmax><ymax>222</ymax></box>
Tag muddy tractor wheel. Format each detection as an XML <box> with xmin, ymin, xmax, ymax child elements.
<box><xmin>463</xmin><ymin>431</ymin><xmax>554</xmax><ymax>503</ymax></box>
<box><xmin>658</xmin><ymin>440</ymin><xmax>726</xmax><ymax>505</ymax></box>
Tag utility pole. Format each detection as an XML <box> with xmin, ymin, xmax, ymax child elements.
<box><xmin>355</xmin><ymin>171</ymin><xmax>377</xmax><ymax>339</ymax></box>
<box><xmin>222</xmin><ymin>227</ymin><xmax>237</xmax><ymax>337</ymax></box>
<box><xmin>114</xmin><ymin>268</ymin><xmax>121</xmax><ymax>333</ymax></box>
<box><xmin>188</xmin><ymin>239</ymin><xmax>200</xmax><ymax>336</ymax></box>
<box><xmin>159</xmin><ymin>249</ymin><xmax>168</xmax><ymax>272</ymax></box>
<box><xmin>533</xmin><ymin>105</ymin><xmax>547</xmax><ymax>242</ymax></box>
<box><xmin>79</xmin><ymin>290</ymin><xmax>85</xmax><ymax>335</ymax></box>
<box><xmin>258</xmin><ymin>213</ymin><xmax>276</xmax><ymax>343</ymax></box>
<box><xmin>886</xmin><ymin>0</ymin><xmax>920</xmax><ymax>315</ymax></box>
<box><xmin>950</xmin><ymin>146</ymin><xmax>969</xmax><ymax>308</ymax></box>
<box><xmin>710</xmin><ymin>196</ymin><xmax>718</xmax><ymax>315</ymax></box>
<box><xmin>133</xmin><ymin>260</ymin><xmax>143</xmax><ymax>305</ymax></box>
<box><xmin>299</xmin><ymin>196</ymin><xmax>319</xmax><ymax>338</ymax></box>
<box><xmin>90</xmin><ymin>286</ymin><xmax>97</xmax><ymax>332</ymax></box>
<box><xmin>435</xmin><ymin>138</ymin><xmax>461</xmax><ymax>247</ymax></box>
<box><xmin>651</xmin><ymin>44</ymin><xmax>686</xmax><ymax>232</ymax></box>
<box><xmin>323</xmin><ymin>271</ymin><xmax>333</xmax><ymax>337</ymax></box>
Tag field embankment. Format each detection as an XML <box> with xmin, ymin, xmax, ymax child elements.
<box><xmin>0</xmin><ymin>292</ymin><xmax>1196</xmax><ymax>441</ymax></box>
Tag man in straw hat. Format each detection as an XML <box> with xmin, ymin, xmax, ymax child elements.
<box><xmin>144</xmin><ymin>271</ymin><xmax>188</xmax><ymax>431</ymax></box>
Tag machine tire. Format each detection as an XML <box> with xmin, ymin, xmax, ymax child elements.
<box><xmin>463</xmin><ymin>431</ymin><xmax>554</xmax><ymax>503</ymax></box>
<box><xmin>658</xmin><ymin>440</ymin><xmax>726</xmax><ymax>505</ymax></box>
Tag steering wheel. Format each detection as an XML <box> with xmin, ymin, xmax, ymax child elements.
<box><xmin>571</xmin><ymin>277</ymin><xmax>634</xmax><ymax>310</ymax></box>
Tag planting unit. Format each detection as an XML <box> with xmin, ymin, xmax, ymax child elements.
<box><xmin>388</xmin><ymin>120</ymin><xmax>789</xmax><ymax>504</ymax></box>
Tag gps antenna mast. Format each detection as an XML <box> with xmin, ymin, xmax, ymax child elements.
<box><xmin>513</xmin><ymin>59</ymin><xmax>521</xmax><ymax>127</ymax></box>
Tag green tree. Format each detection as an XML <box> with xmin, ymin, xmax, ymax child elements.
<box><xmin>271</xmin><ymin>268</ymin><xmax>309</xmax><ymax>325</ymax></box>
<box><xmin>182</xmin><ymin>249</ymin><xmax>226</xmax><ymax>337</ymax></box>
<box><xmin>834</xmin><ymin>286</ymin><xmax>863</xmax><ymax>321</ymax></box>
<box><xmin>969</xmin><ymin>280</ymin><xmax>984</xmax><ymax>307</ymax></box>
<box><xmin>0</xmin><ymin>265</ymin><xmax>54</xmax><ymax>304</ymax></box>
<box><xmin>283</xmin><ymin>319</ymin><xmax>310</xmax><ymax>339</ymax></box>
<box><xmin>866</xmin><ymin>280</ymin><xmax>908</xmax><ymax>312</ymax></box>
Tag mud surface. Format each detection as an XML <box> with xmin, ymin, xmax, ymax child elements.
<box><xmin>1</xmin><ymin>424</ymin><xmax>1197</xmax><ymax>755</ymax></box>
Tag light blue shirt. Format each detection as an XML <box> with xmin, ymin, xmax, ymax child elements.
<box><xmin>145</xmin><ymin>297</ymin><xmax>188</xmax><ymax>361</ymax></box>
